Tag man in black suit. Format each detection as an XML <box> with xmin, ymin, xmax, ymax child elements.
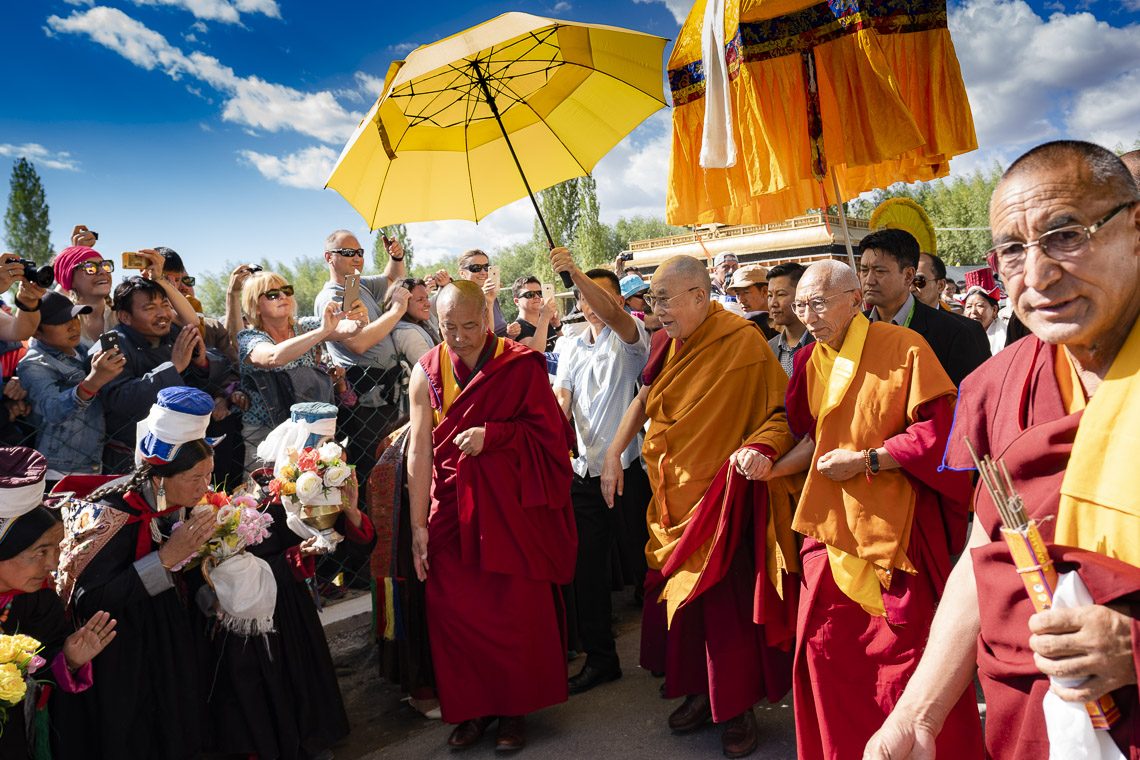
<box><xmin>857</xmin><ymin>228</ymin><xmax>990</xmax><ymax>386</ymax></box>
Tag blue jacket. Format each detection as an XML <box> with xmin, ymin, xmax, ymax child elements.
<box><xmin>18</xmin><ymin>339</ymin><xmax>105</xmax><ymax>474</ymax></box>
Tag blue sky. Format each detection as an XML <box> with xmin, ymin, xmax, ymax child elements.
<box><xmin>3</xmin><ymin>0</ymin><xmax>1139</xmax><ymax>277</ymax></box>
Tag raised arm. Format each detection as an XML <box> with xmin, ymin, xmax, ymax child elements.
<box><xmin>551</xmin><ymin>247</ymin><xmax>639</xmax><ymax>344</ymax></box>
<box><xmin>339</xmin><ymin>286</ymin><xmax>409</xmax><ymax>355</ymax></box>
<box><xmin>245</xmin><ymin>304</ymin><xmax>345</xmax><ymax>370</ymax></box>
<box><xmin>407</xmin><ymin>366</ymin><xmax>434</xmax><ymax>581</ymax></box>
<box><xmin>380</xmin><ymin>237</ymin><xmax>408</xmax><ymax>284</ymax></box>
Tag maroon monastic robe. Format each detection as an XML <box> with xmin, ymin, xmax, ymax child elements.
<box><xmin>420</xmin><ymin>336</ymin><xmax>577</xmax><ymax>723</ymax></box>
<box><xmin>786</xmin><ymin>340</ymin><xmax>983</xmax><ymax>759</ymax></box>
<box><xmin>946</xmin><ymin>336</ymin><xmax>1140</xmax><ymax>760</ymax></box>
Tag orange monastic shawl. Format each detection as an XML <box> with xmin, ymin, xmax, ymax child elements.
<box><xmin>643</xmin><ymin>303</ymin><xmax>797</xmax><ymax>603</ymax></box>
<box><xmin>792</xmin><ymin>316</ymin><xmax>955</xmax><ymax>597</ymax></box>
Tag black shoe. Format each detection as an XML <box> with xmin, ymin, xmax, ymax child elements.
<box><xmin>568</xmin><ymin>664</ymin><xmax>622</xmax><ymax>695</ymax></box>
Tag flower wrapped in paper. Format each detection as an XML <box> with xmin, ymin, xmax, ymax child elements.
<box><xmin>0</xmin><ymin>633</ymin><xmax>42</xmax><ymax>735</ymax></box>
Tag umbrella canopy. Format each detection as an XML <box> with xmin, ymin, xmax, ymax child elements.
<box><xmin>327</xmin><ymin>12</ymin><xmax>668</xmax><ymax>231</ymax></box>
<box><xmin>666</xmin><ymin>0</ymin><xmax>977</xmax><ymax>227</ymax></box>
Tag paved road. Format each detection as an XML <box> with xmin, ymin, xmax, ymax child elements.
<box><xmin>340</xmin><ymin>594</ymin><xmax>798</xmax><ymax>760</ymax></box>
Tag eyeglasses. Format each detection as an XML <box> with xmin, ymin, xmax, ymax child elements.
<box><xmin>261</xmin><ymin>285</ymin><xmax>295</xmax><ymax>300</ymax></box>
<box><xmin>912</xmin><ymin>274</ymin><xmax>927</xmax><ymax>289</ymax></box>
<box><xmin>327</xmin><ymin>247</ymin><xmax>365</xmax><ymax>258</ymax></box>
<box><xmin>462</xmin><ymin>263</ymin><xmax>491</xmax><ymax>273</ymax></box>
<box><xmin>792</xmin><ymin>289</ymin><xmax>857</xmax><ymax>316</ymax></box>
<box><xmin>985</xmin><ymin>202</ymin><xmax>1135</xmax><ymax>277</ymax></box>
<box><xmin>517</xmin><ymin>290</ymin><xmax>543</xmax><ymax>300</ymax></box>
<box><xmin>178</xmin><ymin>275</ymin><xmax>196</xmax><ymax>287</ymax></box>
<box><xmin>74</xmin><ymin>260</ymin><xmax>115</xmax><ymax>276</ymax></box>
<box><xmin>643</xmin><ymin>287</ymin><xmax>700</xmax><ymax>311</ymax></box>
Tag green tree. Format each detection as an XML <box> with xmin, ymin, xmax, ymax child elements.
<box><xmin>611</xmin><ymin>215</ymin><xmax>686</xmax><ymax>252</ymax></box>
<box><xmin>373</xmin><ymin>223</ymin><xmax>414</xmax><ymax>270</ymax></box>
<box><xmin>536</xmin><ymin>179</ymin><xmax>581</xmax><ymax>246</ymax></box>
<box><xmin>4</xmin><ymin>158</ymin><xmax>52</xmax><ymax>262</ymax></box>
<box><xmin>196</xmin><ymin>255</ymin><xmax>329</xmax><ymax>318</ymax></box>
<box><xmin>570</xmin><ymin>176</ymin><xmax>619</xmax><ymax>269</ymax></box>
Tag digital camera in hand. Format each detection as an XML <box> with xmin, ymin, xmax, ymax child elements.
<box><xmin>17</xmin><ymin>259</ymin><xmax>54</xmax><ymax>287</ymax></box>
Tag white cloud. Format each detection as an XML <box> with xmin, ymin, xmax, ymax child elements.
<box><xmin>388</xmin><ymin>41</ymin><xmax>418</xmax><ymax>55</ymax></box>
<box><xmin>552</xmin><ymin>1</ymin><xmax>572</xmax><ymax>12</ymax></box>
<box><xmin>631</xmin><ymin>0</ymin><xmax>690</xmax><ymax>25</ymax></box>
<box><xmin>405</xmin><ymin>200</ymin><xmax>538</xmax><ymax>264</ymax></box>
<box><xmin>594</xmin><ymin>110</ymin><xmax>670</xmax><ymax>222</ymax></box>
<box><xmin>949</xmin><ymin>0</ymin><xmax>1140</xmax><ymax>156</ymax></box>
<box><xmin>0</xmin><ymin>143</ymin><xmax>81</xmax><ymax>172</ymax></box>
<box><xmin>239</xmin><ymin>145</ymin><xmax>338</xmax><ymax>189</ymax></box>
<box><xmin>190</xmin><ymin>20</ymin><xmax>208</xmax><ymax>33</ymax></box>
<box><xmin>126</xmin><ymin>0</ymin><xmax>279</xmax><ymax>24</ymax></box>
<box><xmin>46</xmin><ymin>7</ymin><xmax>359</xmax><ymax>143</ymax></box>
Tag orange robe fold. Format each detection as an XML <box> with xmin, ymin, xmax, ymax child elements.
<box><xmin>639</xmin><ymin>304</ymin><xmax>799</xmax><ymax>721</ymax></box>
<box><xmin>420</xmin><ymin>336</ymin><xmax>577</xmax><ymax>724</ymax></box>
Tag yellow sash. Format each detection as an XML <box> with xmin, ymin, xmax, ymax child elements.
<box><xmin>808</xmin><ymin>314</ymin><xmax>886</xmax><ymax>616</ymax></box>
<box><xmin>1056</xmin><ymin>320</ymin><xmax>1140</xmax><ymax>567</ymax></box>
<box><xmin>433</xmin><ymin>338</ymin><xmax>505</xmax><ymax>425</ymax></box>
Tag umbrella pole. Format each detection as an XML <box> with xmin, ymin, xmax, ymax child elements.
<box><xmin>473</xmin><ymin>67</ymin><xmax>574</xmax><ymax>288</ymax></box>
<box><xmin>829</xmin><ymin>169</ymin><xmax>858</xmax><ymax>271</ymax></box>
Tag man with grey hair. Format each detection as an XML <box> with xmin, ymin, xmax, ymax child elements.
<box><xmin>602</xmin><ymin>255</ymin><xmax>798</xmax><ymax>757</ymax></box>
<box><xmin>313</xmin><ymin>229</ymin><xmax>409</xmax><ymax>486</ymax></box>
<box><xmin>767</xmin><ymin>258</ymin><xmax>982</xmax><ymax>758</ymax></box>
<box><xmin>868</xmin><ymin>140</ymin><xmax>1140</xmax><ymax>760</ymax></box>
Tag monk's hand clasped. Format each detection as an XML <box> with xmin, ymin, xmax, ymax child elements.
<box><xmin>453</xmin><ymin>426</ymin><xmax>486</xmax><ymax>457</ymax></box>
<box><xmin>731</xmin><ymin>447</ymin><xmax>772</xmax><ymax>480</ymax></box>
<box><xmin>1028</xmin><ymin>603</ymin><xmax>1137</xmax><ymax>702</ymax></box>
<box><xmin>817</xmin><ymin>448</ymin><xmax>865</xmax><ymax>482</ymax></box>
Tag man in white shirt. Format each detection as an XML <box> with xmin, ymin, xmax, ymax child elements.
<box><xmin>551</xmin><ymin>248</ymin><xmax>651</xmax><ymax>696</ymax></box>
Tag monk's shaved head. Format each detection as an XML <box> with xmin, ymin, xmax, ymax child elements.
<box><xmin>437</xmin><ymin>280</ymin><xmax>485</xmax><ymax>315</ymax></box>
<box><xmin>800</xmin><ymin>259</ymin><xmax>860</xmax><ymax>293</ymax></box>
<box><xmin>654</xmin><ymin>255</ymin><xmax>711</xmax><ymax>294</ymax></box>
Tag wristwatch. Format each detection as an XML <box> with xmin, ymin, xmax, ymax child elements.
<box><xmin>868</xmin><ymin>448</ymin><xmax>880</xmax><ymax>474</ymax></box>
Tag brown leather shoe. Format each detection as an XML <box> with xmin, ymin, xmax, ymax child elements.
<box><xmin>447</xmin><ymin>717</ymin><xmax>493</xmax><ymax>749</ymax></box>
<box><xmin>721</xmin><ymin>708</ymin><xmax>759</xmax><ymax>758</ymax></box>
<box><xmin>495</xmin><ymin>715</ymin><xmax>526</xmax><ymax>752</ymax></box>
<box><xmin>667</xmin><ymin>694</ymin><xmax>712</xmax><ymax>733</ymax></box>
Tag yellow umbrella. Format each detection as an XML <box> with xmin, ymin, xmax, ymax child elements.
<box><xmin>327</xmin><ymin>12</ymin><xmax>667</xmax><ymax>284</ymax></box>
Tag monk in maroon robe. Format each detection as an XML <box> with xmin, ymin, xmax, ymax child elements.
<box><xmin>867</xmin><ymin>142</ymin><xmax>1140</xmax><ymax>759</ymax></box>
<box><xmin>407</xmin><ymin>281</ymin><xmax>577</xmax><ymax>752</ymax></box>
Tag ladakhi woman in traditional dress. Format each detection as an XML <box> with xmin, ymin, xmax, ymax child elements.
<box><xmin>249</xmin><ymin>401</ymin><xmax>377</xmax><ymax>758</ymax></box>
<box><xmin>0</xmin><ymin>447</ymin><xmax>115</xmax><ymax>760</ymax></box>
<box><xmin>54</xmin><ymin>387</ymin><xmax>221</xmax><ymax>759</ymax></box>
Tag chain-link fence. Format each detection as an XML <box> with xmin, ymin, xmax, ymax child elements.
<box><xmin>2</xmin><ymin>344</ymin><xmax>408</xmax><ymax>604</ymax></box>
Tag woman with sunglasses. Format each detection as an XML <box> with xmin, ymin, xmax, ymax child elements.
<box><xmin>237</xmin><ymin>271</ymin><xmax>364</xmax><ymax>472</ymax></box>
<box><xmin>52</xmin><ymin>246</ymin><xmax>118</xmax><ymax>346</ymax></box>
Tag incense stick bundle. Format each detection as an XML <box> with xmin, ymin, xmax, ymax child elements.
<box><xmin>965</xmin><ymin>439</ymin><xmax>1119</xmax><ymax>730</ymax></box>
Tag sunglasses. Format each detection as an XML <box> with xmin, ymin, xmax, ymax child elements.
<box><xmin>261</xmin><ymin>285</ymin><xmax>295</xmax><ymax>300</ymax></box>
<box><xmin>74</xmin><ymin>259</ymin><xmax>115</xmax><ymax>276</ymax></box>
<box><xmin>328</xmin><ymin>248</ymin><xmax>365</xmax><ymax>258</ymax></box>
<box><xmin>462</xmin><ymin>263</ymin><xmax>491</xmax><ymax>273</ymax></box>
<box><xmin>518</xmin><ymin>290</ymin><xmax>543</xmax><ymax>300</ymax></box>
<box><xmin>176</xmin><ymin>275</ymin><xmax>196</xmax><ymax>287</ymax></box>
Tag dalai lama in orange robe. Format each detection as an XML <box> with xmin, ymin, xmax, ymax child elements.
<box><xmin>602</xmin><ymin>255</ymin><xmax>799</xmax><ymax>759</ymax></box>
<box><xmin>867</xmin><ymin>142</ymin><xmax>1140</xmax><ymax>760</ymax></box>
<box><xmin>770</xmin><ymin>260</ymin><xmax>982</xmax><ymax>759</ymax></box>
<box><xmin>407</xmin><ymin>281</ymin><xmax>577</xmax><ymax>753</ymax></box>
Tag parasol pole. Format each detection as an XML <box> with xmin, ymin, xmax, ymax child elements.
<box><xmin>830</xmin><ymin>169</ymin><xmax>858</xmax><ymax>271</ymax></box>
<box><xmin>472</xmin><ymin>63</ymin><xmax>574</xmax><ymax>288</ymax></box>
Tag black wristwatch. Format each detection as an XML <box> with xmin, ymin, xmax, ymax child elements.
<box><xmin>868</xmin><ymin>448</ymin><xmax>880</xmax><ymax>474</ymax></box>
<box><xmin>15</xmin><ymin>298</ymin><xmax>41</xmax><ymax>313</ymax></box>
<box><xmin>389</xmin><ymin>254</ymin><xmax>405</xmax><ymax>262</ymax></box>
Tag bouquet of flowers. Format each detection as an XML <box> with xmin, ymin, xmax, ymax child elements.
<box><xmin>0</xmin><ymin>633</ymin><xmax>43</xmax><ymax>735</ymax></box>
<box><xmin>268</xmin><ymin>441</ymin><xmax>354</xmax><ymax>506</ymax></box>
<box><xmin>268</xmin><ymin>441</ymin><xmax>355</xmax><ymax>551</ymax></box>
<box><xmin>172</xmin><ymin>492</ymin><xmax>274</xmax><ymax>571</ymax></box>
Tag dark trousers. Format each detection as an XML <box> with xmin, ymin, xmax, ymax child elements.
<box><xmin>571</xmin><ymin>462</ymin><xmax>651</xmax><ymax>671</ymax></box>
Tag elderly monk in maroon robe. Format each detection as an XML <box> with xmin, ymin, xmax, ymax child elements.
<box><xmin>867</xmin><ymin>141</ymin><xmax>1140</xmax><ymax>760</ymax></box>
<box><xmin>602</xmin><ymin>255</ymin><xmax>799</xmax><ymax>759</ymax></box>
<box><xmin>769</xmin><ymin>260</ymin><xmax>982</xmax><ymax>759</ymax></box>
<box><xmin>407</xmin><ymin>281</ymin><xmax>577</xmax><ymax>753</ymax></box>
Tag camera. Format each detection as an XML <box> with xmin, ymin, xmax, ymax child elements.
<box><xmin>17</xmin><ymin>259</ymin><xmax>55</xmax><ymax>288</ymax></box>
<box><xmin>248</xmin><ymin>264</ymin><xmax>263</xmax><ymax>273</ymax></box>
<box><xmin>617</xmin><ymin>252</ymin><xmax>634</xmax><ymax>262</ymax></box>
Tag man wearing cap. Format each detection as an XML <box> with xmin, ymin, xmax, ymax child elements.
<box><xmin>858</xmin><ymin>228</ymin><xmax>991</xmax><ymax>386</ymax></box>
<box><xmin>0</xmin><ymin>446</ymin><xmax>117</xmax><ymax>759</ymax></box>
<box><xmin>602</xmin><ymin>255</ymin><xmax>799</xmax><ymax>757</ymax></box>
<box><xmin>620</xmin><ymin>273</ymin><xmax>662</xmax><ymax>332</ymax></box>
<box><xmin>710</xmin><ymin>252</ymin><xmax>739</xmax><ymax>301</ymax></box>
<box><xmin>727</xmin><ymin>266</ymin><xmax>779</xmax><ymax>339</ymax></box>
<box><xmin>18</xmin><ymin>292</ymin><xmax>126</xmax><ymax>484</ymax></box>
<box><xmin>766</xmin><ymin>263</ymin><xmax>813</xmax><ymax>377</ymax></box>
<box><xmin>552</xmin><ymin>252</ymin><xmax>651</xmax><ymax>696</ymax></box>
